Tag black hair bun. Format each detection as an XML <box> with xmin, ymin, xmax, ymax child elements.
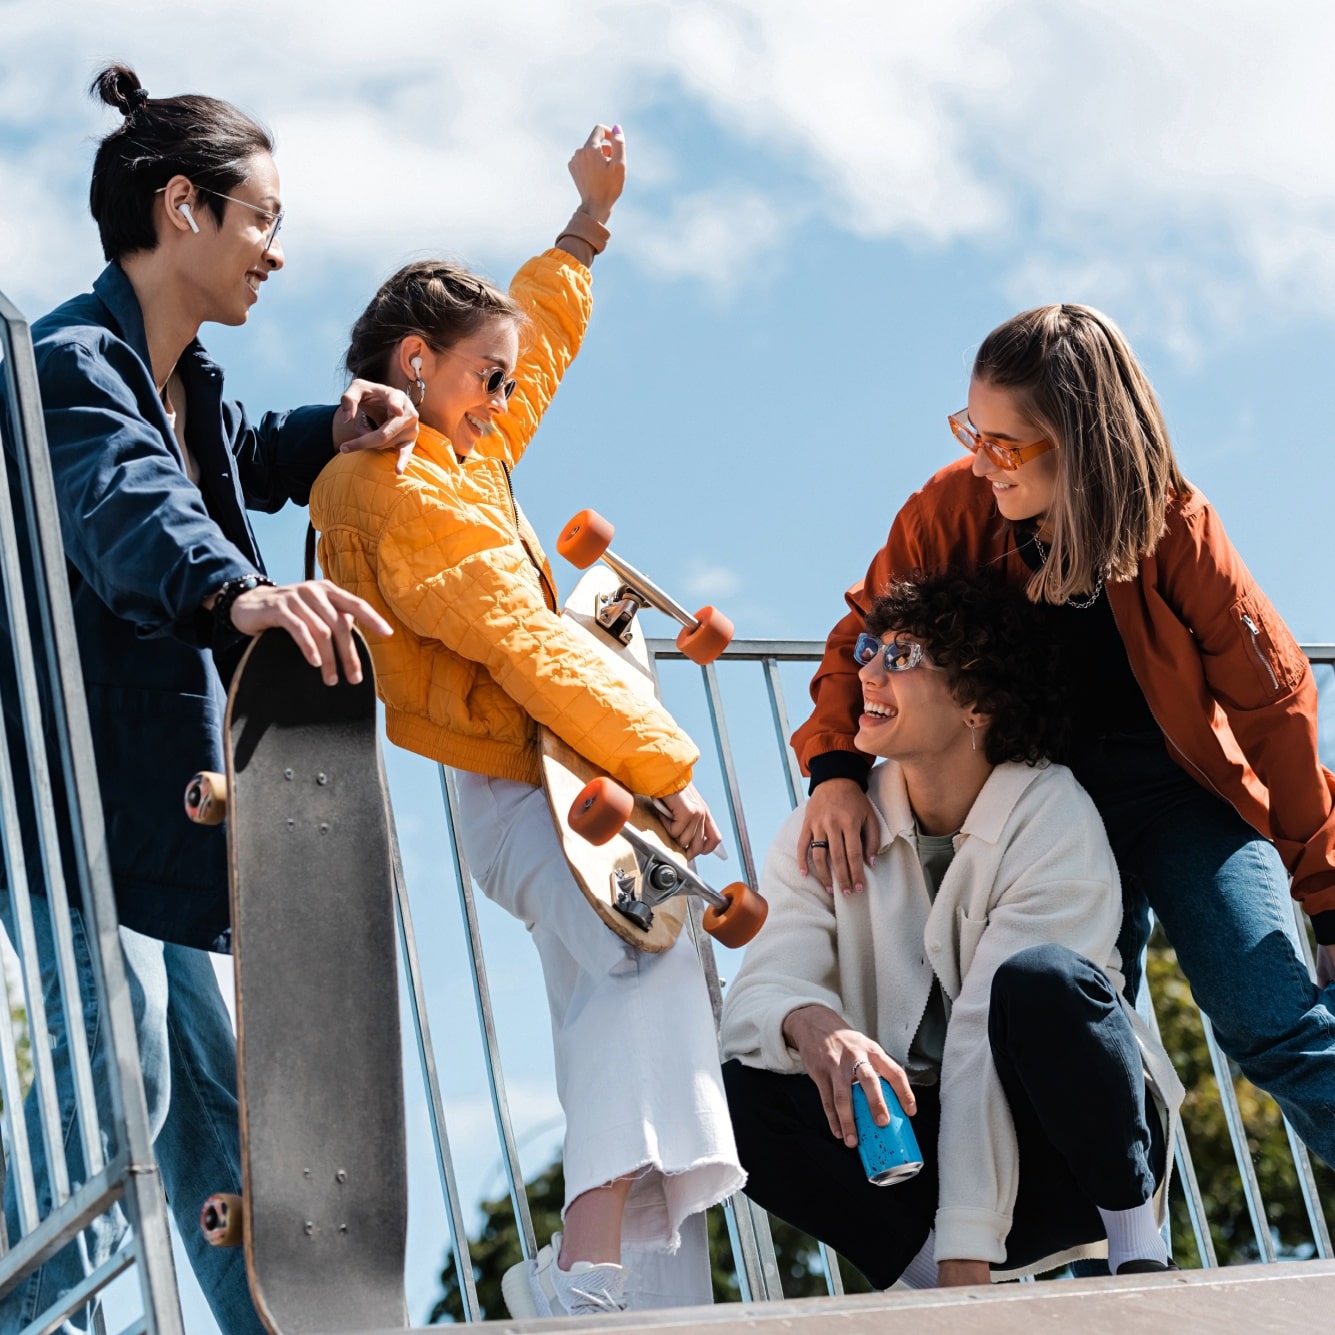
<box><xmin>90</xmin><ymin>64</ymin><xmax>149</xmax><ymax>118</ymax></box>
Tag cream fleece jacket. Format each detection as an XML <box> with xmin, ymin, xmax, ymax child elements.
<box><xmin>720</xmin><ymin>759</ymin><xmax>1183</xmax><ymax>1275</ymax></box>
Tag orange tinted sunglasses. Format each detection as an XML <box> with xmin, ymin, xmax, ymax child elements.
<box><xmin>948</xmin><ymin>409</ymin><xmax>1054</xmax><ymax>472</ymax></box>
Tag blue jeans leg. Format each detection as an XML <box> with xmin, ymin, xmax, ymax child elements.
<box><xmin>0</xmin><ymin>898</ymin><xmax>264</xmax><ymax>1335</ymax></box>
<box><xmin>1072</xmin><ymin>734</ymin><xmax>1335</xmax><ymax>1169</ymax></box>
<box><xmin>148</xmin><ymin>941</ymin><xmax>262</xmax><ymax>1335</ymax></box>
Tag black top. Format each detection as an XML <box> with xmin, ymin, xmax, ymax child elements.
<box><xmin>1014</xmin><ymin>526</ymin><xmax>1158</xmax><ymax>742</ymax></box>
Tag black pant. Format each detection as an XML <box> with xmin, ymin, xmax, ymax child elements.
<box><xmin>723</xmin><ymin>943</ymin><xmax>1166</xmax><ymax>1288</ymax></box>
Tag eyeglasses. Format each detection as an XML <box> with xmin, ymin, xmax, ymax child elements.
<box><xmin>853</xmin><ymin>632</ymin><xmax>937</xmax><ymax>673</ymax></box>
<box><xmin>948</xmin><ymin>409</ymin><xmax>1053</xmax><ymax>473</ymax></box>
<box><xmin>158</xmin><ymin>184</ymin><xmax>284</xmax><ymax>251</ymax></box>
<box><xmin>196</xmin><ymin>186</ymin><xmax>284</xmax><ymax>251</ymax></box>
<box><xmin>441</xmin><ymin>348</ymin><xmax>517</xmax><ymax>401</ymax></box>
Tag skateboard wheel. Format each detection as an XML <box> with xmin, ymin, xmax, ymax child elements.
<box><xmin>702</xmin><ymin>882</ymin><xmax>768</xmax><ymax>947</ymax></box>
<box><xmin>201</xmin><ymin>1192</ymin><xmax>243</xmax><ymax>1247</ymax></box>
<box><xmin>676</xmin><ymin>606</ymin><xmax>734</xmax><ymax>665</ymax></box>
<box><xmin>569</xmin><ymin>776</ymin><xmax>635</xmax><ymax>845</ymax></box>
<box><xmin>184</xmin><ymin>771</ymin><xmax>227</xmax><ymax>825</ymax></box>
<box><xmin>557</xmin><ymin>509</ymin><xmax>614</xmax><ymax>569</ymax></box>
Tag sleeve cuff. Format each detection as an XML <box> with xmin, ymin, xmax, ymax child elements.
<box><xmin>1310</xmin><ymin>909</ymin><xmax>1335</xmax><ymax>946</ymax></box>
<box><xmin>933</xmin><ymin>1208</ymin><xmax>1011</xmax><ymax>1265</ymax></box>
<box><xmin>807</xmin><ymin>749</ymin><xmax>873</xmax><ymax>795</ymax></box>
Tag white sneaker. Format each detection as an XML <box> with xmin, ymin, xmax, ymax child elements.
<box><xmin>501</xmin><ymin>1233</ymin><xmax>627</xmax><ymax>1318</ymax></box>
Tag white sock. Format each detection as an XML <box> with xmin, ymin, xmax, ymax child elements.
<box><xmin>898</xmin><ymin>1231</ymin><xmax>939</xmax><ymax>1289</ymax></box>
<box><xmin>1098</xmin><ymin>1201</ymin><xmax>1167</xmax><ymax>1272</ymax></box>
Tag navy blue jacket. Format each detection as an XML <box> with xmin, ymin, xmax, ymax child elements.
<box><xmin>2</xmin><ymin>264</ymin><xmax>335</xmax><ymax>948</ymax></box>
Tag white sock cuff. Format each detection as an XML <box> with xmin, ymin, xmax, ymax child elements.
<box><xmin>1098</xmin><ymin>1200</ymin><xmax>1167</xmax><ymax>1271</ymax></box>
<box><xmin>898</xmin><ymin>1230</ymin><xmax>939</xmax><ymax>1289</ymax></box>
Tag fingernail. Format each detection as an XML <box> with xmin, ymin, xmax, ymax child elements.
<box><xmin>854</xmin><ymin>882</ymin><xmax>864</xmax><ymax>893</ymax></box>
<box><xmin>823</xmin><ymin>885</ymin><xmax>833</xmax><ymax>895</ymax></box>
<box><xmin>611</xmin><ymin>123</ymin><xmax>623</xmax><ymax>135</ymax></box>
<box><xmin>869</xmin><ymin>855</ymin><xmax>877</xmax><ymax>868</ymax></box>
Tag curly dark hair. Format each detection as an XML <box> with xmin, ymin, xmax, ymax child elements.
<box><xmin>863</xmin><ymin>569</ymin><xmax>1070</xmax><ymax>766</ymax></box>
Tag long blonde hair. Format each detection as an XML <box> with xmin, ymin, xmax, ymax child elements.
<box><xmin>973</xmin><ymin>304</ymin><xmax>1187</xmax><ymax>604</ymax></box>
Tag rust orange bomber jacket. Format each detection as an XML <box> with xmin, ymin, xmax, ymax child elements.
<box><xmin>792</xmin><ymin>456</ymin><xmax>1335</xmax><ymax>919</ymax></box>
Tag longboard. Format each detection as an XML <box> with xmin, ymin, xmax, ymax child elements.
<box><xmin>539</xmin><ymin>564</ymin><xmax>691</xmax><ymax>951</ymax></box>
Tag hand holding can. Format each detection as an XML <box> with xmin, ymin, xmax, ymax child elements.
<box><xmin>852</xmin><ymin>1076</ymin><xmax>923</xmax><ymax>1185</ymax></box>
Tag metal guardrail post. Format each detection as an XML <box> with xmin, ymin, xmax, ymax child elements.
<box><xmin>0</xmin><ymin>289</ymin><xmax>183</xmax><ymax>1333</ymax></box>
<box><xmin>383</xmin><ymin>767</ymin><xmax>482</xmax><ymax>1322</ymax></box>
<box><xmin>436</xmin><ymin>765</ymin><xmax>538</xmax><ymax>1261</ymax></box>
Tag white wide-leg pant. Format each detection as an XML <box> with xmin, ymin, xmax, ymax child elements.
<box><xmin>454</xmin><ymin>771</ymin><xmax>743</xmax><ymax>1306</ymax></box>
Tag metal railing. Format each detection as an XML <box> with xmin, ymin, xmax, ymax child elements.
<box><xmin>0</xmin><ymin>292</ymin><xmax>183</xmax><ymax>1332</ymax></box>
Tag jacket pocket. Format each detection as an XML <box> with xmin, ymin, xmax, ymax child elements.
<box><xmin>1234</xmin><ymin>594</ymin><xmax>1303</xmax><ymax>698</ymax></box>
<box><xmin>957</xmin><ymin>909</ymin><xmax>989</xmax><ymax>977</ymax></box>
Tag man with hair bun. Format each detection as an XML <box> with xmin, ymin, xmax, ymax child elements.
<box><xmin>0</xmin><ymin>65</ymin><xmax>415</xmax><ymax>1334</ymax></box>
<box><xmin>721</xmin><ymin>570</ymin><xmax>1183</xmax><ymax>1289</ymax></box>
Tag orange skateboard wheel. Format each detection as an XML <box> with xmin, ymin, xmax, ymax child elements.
<box><xmin>557</xmin><ymin>509</ymin><xmax>614</xmax><ymax>569</ymax></box>
<box><xmin>201</xmin><ymin>1192</ymin><xmax>243</xmax><ymax>1247</ymax></box>
<box><xmin>702</xmin><ymin>882</ymin><xmax>768</xmax><ymax>947</ymax></box>
<box><xmin>676</xmin><ymin>606</ymin><xmax>734</xmax><ymax>665</ymax></box>
<box><xmin>184</xmin><ymin>771</ymin><xmax>227</xmax><ymax>825</ymax></box>
<box><xmin>568</xmin><ymin>776</ymin><xmax>635</xmax><ymax>845</ymax></box>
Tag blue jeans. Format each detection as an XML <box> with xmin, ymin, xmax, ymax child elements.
<box><xmin>0</xmin><ymin>895</ymin><xmax>264</xmax><ymax>1335</ymax></box>
<box><xmin>1069</xmin><ymin>732</ymin><xmax>1335</xmax><ymax>1169</ymax></box>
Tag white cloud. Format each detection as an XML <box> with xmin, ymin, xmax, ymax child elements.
<box><xmin>4</xmin><ymin>0</ymin><xmax>1335</xmax><ymax>347</ymax></box>
<box><xmin>683</xmin><ymin>560</ymin><xmax>743</xmax><ymax>599</ymax></box>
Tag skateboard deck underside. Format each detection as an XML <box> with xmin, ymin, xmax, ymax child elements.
<box><xmin>539</xmin><ymin>565</ymin><xmax>690</xmax><ymax>952</ymax></box>
<box><xmin>226</xmin><ymin>630</ymin><xmax>407</xmax><ymax>1333</ymax></box>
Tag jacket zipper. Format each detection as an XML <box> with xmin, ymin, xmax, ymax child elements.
<box><xmin>1241</xmin><ymin>612</ymin><xmax>1280</xmax><ymax>691</ymax></box>
<box><xmin>500</xmin><ymin>462</ymin><xmax>558</xmax><ymax>609</ymax></box>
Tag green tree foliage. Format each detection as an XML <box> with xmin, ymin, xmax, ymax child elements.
<box><xmin>1148</xmin><ymin>934</ymin><xmax>1334</xmax><ymax>1264</ymax></box>
<box><xmin>431</xmin><ymin>941</ymin><xmax>1333</xmax><ymax>1319</ymax></box>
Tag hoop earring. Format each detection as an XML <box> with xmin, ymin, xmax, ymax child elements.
<box><xmin>408</xmin><ymin>375</ymin><xmax>426</xmax><ymax>407</ymax></box>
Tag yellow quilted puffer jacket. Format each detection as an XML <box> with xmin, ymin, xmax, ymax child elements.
<box><xmin>309</xmin><ymin>249</ymin><xmax>698</xmax><ymax>798</ymax></box>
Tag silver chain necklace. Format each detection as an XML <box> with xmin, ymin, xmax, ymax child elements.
<box><xmin>1031</xmin><ymin>534</ymin><xmax>1105</xmax><ymax>610</ymax></box>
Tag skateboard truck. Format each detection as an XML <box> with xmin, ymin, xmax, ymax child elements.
<box><xmin>557</xmin><ymin>509</ymin><xmax>734</xmax><ymax>665</ymax></box>
<box><xmin>611</xmin><ymin>867</ymin><xmax>657</xmax><ymax>931</ymax></box>
<box><xmin>571</xmin><ymin>777</ymin><xmax>768</xmax><ymax>947</ymax></box>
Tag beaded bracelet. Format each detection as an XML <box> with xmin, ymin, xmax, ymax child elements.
<box><xmin>211</xmin><ymin>574</ymin><xmax>274</xmax><ymax>641</ymax></box>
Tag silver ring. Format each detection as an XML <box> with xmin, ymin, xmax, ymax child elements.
<box><xmin>851</xmin><ymin>1058</ymin><xmax>871</xmax><ymax>1079</ymax></box>
<box><xmin>808</xmin><ymin>838</ymin><xmax>830</xmax><ymax>850</ymax></box>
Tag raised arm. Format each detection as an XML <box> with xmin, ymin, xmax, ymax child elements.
<box><xmin>483</xmin><ymin>125</ymin><xmax>626</xmax><ymax>471</ymax></box>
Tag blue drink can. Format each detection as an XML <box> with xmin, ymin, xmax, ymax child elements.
<box><xmin>852</xmin><ymin>1077</ymin><xmax>922</xmax><ymax>1186</ymax></box>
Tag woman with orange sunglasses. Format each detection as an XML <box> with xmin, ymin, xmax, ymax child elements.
<box><xmin>791</xmin><ymin>303</ymin><xmax>1335</xmax><ymax>1170</ymax></box>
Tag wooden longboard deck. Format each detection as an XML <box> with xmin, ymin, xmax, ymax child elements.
<box><xmin>225</xmin><ymin>629</ymin><xmax>407</xmax><ymax>1334</ymax></box>
<box><xmin>539</xmin><ymin>565</ymin><xmax>690</xmax><ymax>952</ymax></box>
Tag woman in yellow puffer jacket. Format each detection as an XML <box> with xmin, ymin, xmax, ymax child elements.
<box><xmin>309</xmin><ymin>127</ymin><xmax>743</xmax><ymax>1318</ymax></box>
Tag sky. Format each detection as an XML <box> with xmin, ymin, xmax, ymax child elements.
<box><xmin>4</xmin><ymin>0</ymin><xmax>1335</xmax><ymax>1328</ymax></box>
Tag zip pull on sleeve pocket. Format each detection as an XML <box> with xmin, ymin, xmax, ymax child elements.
<box><xmin>1241</xmin><ymin>612</ymin><xmax>1279</xmax><ymax>691</ymax></box>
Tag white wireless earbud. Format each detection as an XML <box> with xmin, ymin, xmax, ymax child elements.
<box><xmin>410</xmin><ymin>356</ymin><xmax>423</xmax><ymax>373</ymax></box>
<box><xmin>178</xmin><ymin>202</ymin><xmax>200</xmax><ymax>234</ymax></box>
